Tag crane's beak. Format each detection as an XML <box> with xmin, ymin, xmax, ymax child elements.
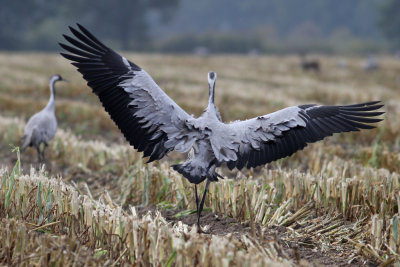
<box><xmin>61</xmin><ymin>78</ymin><xmax>69</xmax><ymax>83</ymax></box>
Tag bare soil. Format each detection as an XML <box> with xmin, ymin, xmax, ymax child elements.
<box><xmin>138</xmin><ymin>205</ymin><xmax>377</xmax><ymax>267</ymax></box>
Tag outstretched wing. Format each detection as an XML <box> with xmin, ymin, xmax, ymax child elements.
<box><xmin>211</xmin><ymin>101</ymin><xmax>384</xmax><ymax>170</ymax></box>
<box><xmin>60</xmin><ymin>24</ymin><xmax>199</xmax><ymax>161</ymax></box>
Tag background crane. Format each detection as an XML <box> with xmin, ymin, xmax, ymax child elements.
<box><xmin>60</xmin><ymin>24</ymin><xmax>384</xmax><ymax>232</ymax></box>
<box><xmin>21</xmin><ymin>74</ymin><xmax>66</xmax><ymax>162</ymax></box>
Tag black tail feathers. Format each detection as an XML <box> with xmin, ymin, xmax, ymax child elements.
<box><xmin>172</xmin><ymin>163</ymin><xmax>224</xmax><ymax>184</ymax></box>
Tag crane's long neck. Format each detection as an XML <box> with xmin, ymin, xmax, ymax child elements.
<box><xmin>206</xmin><ymin>72</ymin><xmax>218</xmax><ymax>118</ymax></box>
<box><xmin>206</xmin><ymin>79</ymin><xmax>218</xmax><ymax>116</ymax></box>
<box><xmin>208</xmin><ymin>82</ymin><xmax>215</xmax><ymax>107</ymax></box>
<box><xmin>45</xmin><ymin>77</ymin><xmax>57</xmax><ymax>111</ymax></box>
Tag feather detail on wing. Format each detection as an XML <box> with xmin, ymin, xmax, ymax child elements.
<box><xmin>210</xmin><ymin>101</ymin><xmax>384</xmax><ymax>170</ymax></box>
<box><xmin>60</xmin><ymin>24</ymin><xmax>199</xmax><ymax>161</ymax></box>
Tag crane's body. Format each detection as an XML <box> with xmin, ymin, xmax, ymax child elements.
<box><xmin>22</xmin><ymin>75</ymin><xmax>65</xmax><ymax>162</ymax></box>
<box><xmin>60</xmin><ymin>25</ymin><xmax>384</xmax><ymax>232</ymax></box>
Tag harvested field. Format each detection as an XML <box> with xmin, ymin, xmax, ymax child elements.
<box><xmin>0</xmin><ymin>53</ymin><xmax>399</xmax><ymax>266</ymax></box>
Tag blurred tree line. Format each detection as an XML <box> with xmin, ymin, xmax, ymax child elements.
<box><xmin>158</xmin><ymin>0</ymin><xmax>381</xmax><ymax>39</ymax></box>
<box><xmin>378</xmin><ymin>0</ymin><xmax>400</xmax><ymax>46</ymax></box>
<box><xmin>0</xmin><ymin>0</ymin><xmax>179</xmax><ymax>50</ymax></box>
<box><xmin>0</xmin><ymin>0</ymin><xmax>399</xmax><ymax>53</ymax></box>
<box><xmin>156</xmin><ymin>0</ymin><xmax>399</xmax><ymax>54</ymax></box>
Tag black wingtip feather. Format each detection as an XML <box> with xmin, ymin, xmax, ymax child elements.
<box><xmin>60</xmin><ymin>42</ymin><xmax>101</xmax><ymax>59</ymax></box>
<box><xmin>60</xmin><ymin>24</ymin><xmax>171</xmax><ymax>162</ymax></box>
<box><xmin>341</xmin><ymin>104</ymin><xmax>384</xmax><ymax>112</ymax></box>
<box><xmin>345</xmin><ymin>101</ymin><xmax>381</xmax><ymax>108</ymax></box>
<box><xmin>63</xmin><ymin>34</ymin><xmax>103</xmax><ymax>55</ymax></box>
<box><xmin>69</xmin><ymin>26</ymin><xmax>107</xmax><ymax>53</ymax></box>
<box><xmin>340</xmin><ymin>110</ymin><xmax>385</xmax><ymax>117</ymax></box>
<box><xmin>76</xmin><ymin>24</ymin><xmax>109</xmax><ymax>50</ymax></box>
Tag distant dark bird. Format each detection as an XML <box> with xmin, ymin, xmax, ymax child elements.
<box><xmin>300</xmin><ymin>57</ymin><xmax>320</xmax><ymax>72</ymax></box>
<box><xmin>60</xmin><ymin>24</ymin><xmax>384</xmax><ymax>232</ymax></box>
<box><xmin>21</xmin><ymin>75</ymin><xmax>66</xmax><ymax>162</ymax></box>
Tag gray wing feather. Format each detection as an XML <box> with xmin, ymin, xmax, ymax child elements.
<box><xmin>120</xmin><ymin>70</ymin><xmax>199</xmax><ymax>153</ymax></box>
<box><xmin>209</xmin><ymin>106</ymin><xmax>304</xmax><ymax>163</ymax></box>
<box><xmin>211</xmin><ymin>102</ymin><xmax>383</xmax><ymax>170</ymax></box>
<box><xmin>60</xmin><ymin>24</ymin><xmax>199</xmax><ymax>161</ymax></box>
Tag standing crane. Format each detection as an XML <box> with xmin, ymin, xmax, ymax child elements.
<box><xmin>60</xmin><ymin>24</ymin><xmax>384</xmax><ymax>232</ymax></box>
<box><xmin>21</xmin><ymin>75</ymin><xmax>66</xmax><ymax>162</ymax></box>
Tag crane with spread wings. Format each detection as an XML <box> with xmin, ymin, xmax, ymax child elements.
<box><xmin>60</xmin><ymin>24</ymin><xmax>384</xmax><ymax>232</ymax></box>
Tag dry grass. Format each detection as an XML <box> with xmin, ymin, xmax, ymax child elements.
<box><xmin>0</xmin><ymin>153</ymin><xmax>292</xmax><ymax>266</ymax></box>
<box><xmin>1</xmin><ymin>52</ymin><xmax>400</xmax><ymax>265</ymax></box>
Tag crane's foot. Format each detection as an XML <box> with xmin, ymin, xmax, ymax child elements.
<box><xmin>196</xmin><ymin>218</ymin><xmax>211</xmax><ymax>234</ymax></box>
<box><xmin>197</xmin><ymin>225</ymin><xmax>209</xmax><ymax>234</ymax></box>
<box><xmin>197</xmin><ymin>225</ymin><xmax>204</xmax><ymax>234</ymax></box>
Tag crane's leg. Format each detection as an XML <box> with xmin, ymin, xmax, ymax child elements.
<box><xmin>194</xmin><ymin>184</ymin><xmax>200</xmax><ymax>215</ymax></box>
<box><xmin>196</xmin><ymin>179</ymin><xmax>211</xmax><ymax>233</ymax></box>
<box><xmin>36</xmin><ymin>146</ymin><xmax>42</xmax><ymax>163</ymax></box>
<box><xmin>194</xmin><ymin>184</ymin><xmax>202</xmax><ymax>232</ymax></box>
<box><xmin>42</xmin><ymin>143</ymin><xmax>48</xmax><ymax>162</ymax></box>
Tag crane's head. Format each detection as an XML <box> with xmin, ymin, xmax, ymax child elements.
<box><xmin>51</xmin><ymin>74</ymin><xmax>68</xmax><ymax>83</ymax></box>
<box><xmin>208</xmin><ymin>71</ymin><xmax>217</xmax><ymax>86</ymax></box>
